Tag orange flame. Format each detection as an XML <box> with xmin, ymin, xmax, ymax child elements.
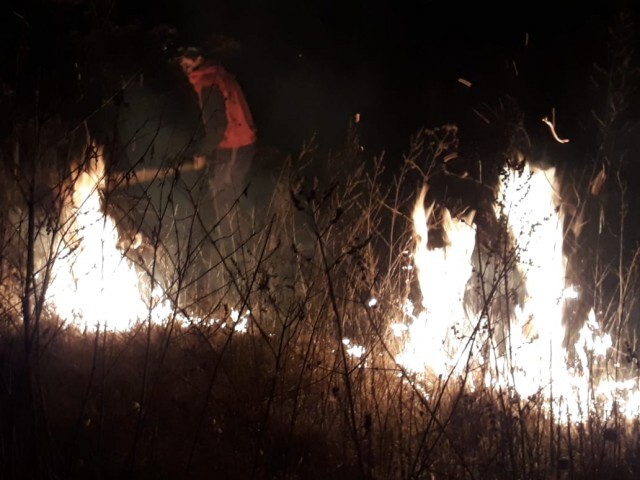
<box><xmin>44</xmin><ymin>145</ymin><xmax>250</xmax><ymax>333</ymax></box>
<box><xmin>46</xmin><ymin>146</ymin><xmax>151</xmax><ymax>331</ymax></box>
<box><xmin>397</xmin><ymin>163</ymin><xmax>640</xmax><ymax>421</ymax></box>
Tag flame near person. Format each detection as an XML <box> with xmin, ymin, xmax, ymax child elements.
<box><xmin>44</xmin><ymin>145</ymin><xmax>249</xmax><ymax>333</ymax></box>
<box><xmin>41</xmin><ymin>144</ymin><xmax>637</xmax><ymax>420</ymax></box>
<box><xmin>45</xmin><ymin>146</ymin><xmax>151</xmax><ymax>331</ymax></box>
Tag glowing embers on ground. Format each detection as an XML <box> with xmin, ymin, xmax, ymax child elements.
<box><xmin>396</xmin><ymin>163</ymin><xmax>640</xmax><ymax>421</ymax></box>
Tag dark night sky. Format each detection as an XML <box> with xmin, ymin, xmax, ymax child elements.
<box><xmin>115</xmin><ymin>0</ymin><xmax>630</xmax><ymax>157</ymax></box>
<box><xmin>2</xmin><ymin>1</ymin><xmax>638</xmax><ymax>163</ymax></box>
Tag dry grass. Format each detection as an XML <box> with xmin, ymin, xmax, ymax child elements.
<box><xmin>0</xmin><ymin>123</ymin><xmax>639</xmax><ymax>480</ymax></box>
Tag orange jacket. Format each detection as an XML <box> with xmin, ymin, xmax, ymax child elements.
<box><xmin>187</xmin><ymin>64</ymin><xmax>256</xmax><ymax>149</ymax></box>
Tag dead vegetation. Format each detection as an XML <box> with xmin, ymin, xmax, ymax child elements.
<box><xmin>0</xmin><ymin>116</ymin><xmax>639</xmax><ymax>480</ymax></box>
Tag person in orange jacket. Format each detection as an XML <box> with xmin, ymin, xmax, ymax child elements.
<box><xmin>179</xmin><ymin>46</ymin><xmax>257</xmax><ymax>234</ymax></box>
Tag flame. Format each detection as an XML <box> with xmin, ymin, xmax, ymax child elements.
<box><xmin>39</xmin><ymin>143</ymin><xmax>637</xmax><ymax>420</ymax></box>
<box><xmin>45</xmin><ymin>146</ymin><xmax>151</xmax><ymax>331</ymax></box>
<box><xmin>44</xmin><ymin>145</ymin><xmax>250</xmax><ymax>334</ymax></box>
<box><xmin>489</xmin><ymin>165</ymin><xmax>568</xmax><ymax>398</ymax></box>
<box><xmin>396</xmin><ymin>186</ymin><xmax>477</xmax><ymax>376</ymax></box>
<box><xmin>397</xmin><ymin>163</ymin><xmax>640</xmax><ymax>421</ymax></box>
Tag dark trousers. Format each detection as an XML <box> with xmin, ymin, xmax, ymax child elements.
<box><xmin>207</xmin><ymin>144</ymin><xmax>256</xmax><ymax>230</ymax></box>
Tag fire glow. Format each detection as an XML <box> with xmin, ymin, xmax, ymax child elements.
<box><xmin>47</xmin><ymin>146</ymin><xmax>198</xmax><ymax>331</ymax></box>
<box><xmin>44</xmin><ymin>146</ymin><xmax>248</xmax><ymax>333</ymax></box>
<box><xmin>42</xmin><ymin>146</ymin><xmax>638</xmax><ymax>421</ymax></box>
<box><xmin>396</xmin><ymin>163</ymin><xmax>640</xmax><ymax>421</ymax></box>
<box><xmin>45</xmin><ymin>147</ymin><xmax>151</xmax><ymax>331</ymax></box>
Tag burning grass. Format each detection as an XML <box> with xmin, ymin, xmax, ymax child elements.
<box><xmin>1</xmin><ymin>128</ymin><xmax>640</xmax><ymax>479</ymax></box>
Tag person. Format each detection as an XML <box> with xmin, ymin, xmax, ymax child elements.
<box><xmin>178</xmin><ymin>47</ymin><xmax>257</xmax><ymax>232</ymax></box>
<box><xmin>175</xmin><ymin>46</ymin><xmax>258</xmax><ymax>302</ymax></box>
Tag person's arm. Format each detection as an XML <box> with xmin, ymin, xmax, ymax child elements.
<box><xmin>109</xmin><ymin>158</ymin><xmax>206</xmax><ymax>186</ymax></box>
<box><xmin>196</xmin><ymin>84</ymin><xmax>227</xmax><ymax>155</ymax></box>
